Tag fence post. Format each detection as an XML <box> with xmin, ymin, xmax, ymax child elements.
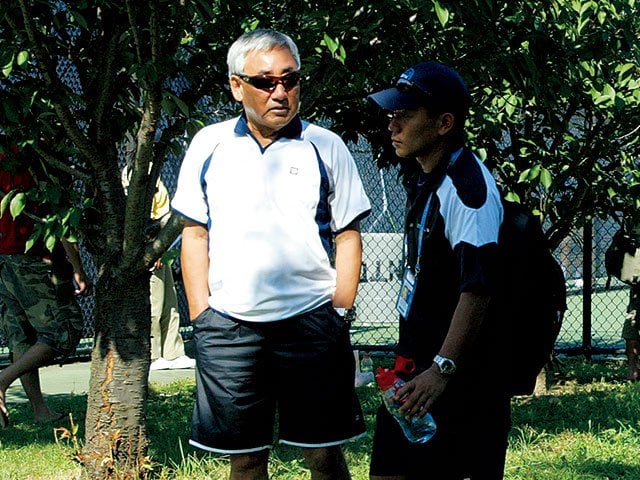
<box><xmin>582</xmin><ymin>219</ymin><xmax>593</xmax><ymax>359</ymax></box>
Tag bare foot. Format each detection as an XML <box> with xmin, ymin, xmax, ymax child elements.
<box><xmin>34</xmin><ymin>408</ymin><xmax>66</xmax><ymax>424</ymax></box>
<box><xmin>0</xmin><ymin>393</ymin><xmax>9</xmax><ymax>428</ymax></box>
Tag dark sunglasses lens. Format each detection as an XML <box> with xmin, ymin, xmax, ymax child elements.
<box><xmin>252</xmin><ymin>77</ymin><xmax>278</xmax><ymax>90</ymax></box>
<box><xmin>245</xmin><ymin>72</ymin><xmax>300</xmax><ymax>91</ymax></box>
<box><xmin>281</xmin><ymin>73</ymin><xmax>300</xmax><ymax>90</ymax></box>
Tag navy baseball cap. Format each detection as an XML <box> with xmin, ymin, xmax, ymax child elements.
<box><xmin>368</xmin><ymin>61</ymin><xmax>470</xmax><ymax>112</ymax></box>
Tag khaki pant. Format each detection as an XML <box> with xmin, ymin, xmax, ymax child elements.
<box><xmin>150</xmin><ymin>263</ymin><xmax>185</xmax><ymax>361</ymax></box>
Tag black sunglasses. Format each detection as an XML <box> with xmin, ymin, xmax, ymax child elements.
<box><xmin>237</xmin><ymin>71</ymin><xmax>301</xmax><ymax>92</ymax></box>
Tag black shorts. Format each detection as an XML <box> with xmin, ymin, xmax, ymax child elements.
<box><xmin>189</xmin><ymin>304</ymin><xmax>366</xmax><ymax>454</ymax></box>
<box><xmin>369</xmin><ymin>379</ymin><xmax>511</xmax><ymax>480</ymax></box>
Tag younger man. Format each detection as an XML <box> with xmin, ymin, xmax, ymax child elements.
<box><xmin>367</xmin><ymin>62</ymin><xmax>511</xmax><ymax>479</ymax></box>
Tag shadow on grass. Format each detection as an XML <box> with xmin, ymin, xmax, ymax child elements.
<box><xmin>0</xmin><ymin>393</ymin><xmax>87</xmax><ymax>448</ymax></box>
<box><xmin>570</xmin><ymin>459</ymin><xmax>640</xmax><ymax>479</ymax></box>
<box><xmin>511</xmin><ymin>360</ymin><xmax>640</xmax><ymax>434</ymax></box>
<box><xmin>146</xmin><ymin>381</ymin><xmax>381</xmax><ymax>468</ymax></box>
<box><xmin>508</xmin><ymin>458</ymin><xmax>640</xmax><ymax>480</ymax></box>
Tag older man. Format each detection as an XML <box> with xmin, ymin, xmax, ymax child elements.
<box><xmin>172</xmin><ymin>29</ymin><xmax>371</xmax><ymax>480</ymax></box>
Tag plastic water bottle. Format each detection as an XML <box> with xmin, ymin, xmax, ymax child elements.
<box><xmin>355</xmin><ymin>352</ymin><xmax>375</xmax><ymax>387</ymax></box>
<box><xmin>361</xmin><ymin>353</ymin><xmax>374</xmax><ymax>373</ymax></box>
<box><xmin>375</xmin><ymin>367</ymin><xmax>437</xmax><ymax>443</ymax></box>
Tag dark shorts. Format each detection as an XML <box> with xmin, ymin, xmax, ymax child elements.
<box><xmin>189</xmin><ymin>303</ymin><xmax>366</xmax><ymax>454</ymax></box>
<box><xmin>0</xmin><ymin>254</ymin><xmax>83</xmax><ymax>357</ymax></box>
<box><xmin>369</xmin><ymin>378</ymin><xmax>511</xmax><ymax>480</ymax></box>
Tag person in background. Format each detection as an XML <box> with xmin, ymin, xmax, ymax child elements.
<box><xmin>618</xmin><ymin>219</ymin><xmax>640</xmax><ymax>380</ymax></box>
<box><xmin>172</xmin><ymin>29</ymin><xmax>371</xmax><ymax>480</ymax></box>
<box><xmin>0</xmin><ymin>141</ymin><xmax>90</xmax><ymax>428</ymax></box>
<box><xmin>367</xmin><ymin>62</ymin><xmax>511</xmax><ymax>479</ymax></box>
<box><xmin>622</xmin><ymin>283</ymin><xmax>640</xmax><ymax>380</ymax></box>
<box><xmin>121</xmin><ymin>169</ymin><xmax>195</xmax><ymax>371</ymax></box>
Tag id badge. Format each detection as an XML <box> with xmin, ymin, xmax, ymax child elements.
<box><xmin>396</xmin><ymin>268</ymin><xmax>417</xmax><ymax>319</ymax></box>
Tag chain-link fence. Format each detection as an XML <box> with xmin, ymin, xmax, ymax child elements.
<box><xmin>0</xmin><ymin>137</ymin><xmax>630</xmax><ymax>362</ymax></box>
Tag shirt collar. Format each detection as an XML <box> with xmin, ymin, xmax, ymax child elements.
<box><xmin>234</xmin><ymin>113</ymin><xmax>303</xmax><ymax>140</ymax></box>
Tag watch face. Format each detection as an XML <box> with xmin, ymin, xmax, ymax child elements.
<box><xmin>441</xmin><ymin>359</ymin><xmax>455</xmax><ymax>374</ymax></box>
<box><xmin>435</xmin><ymin>355</ymin><xmax>456</xmax><ymax>375</ymax></box>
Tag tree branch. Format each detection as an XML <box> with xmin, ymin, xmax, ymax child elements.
<box><xmin>17</xmin><ymin>1</ymin><xmax>99</xmax><ymax>164</ymax></box>
<box><xmin>31</xmin><ymin>144</ymin><xmax>93</xmax><ymax>184</ymax></box>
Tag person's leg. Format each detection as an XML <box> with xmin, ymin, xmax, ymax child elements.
<box><xmin>13</xmin><ymin>350</ymin><xmax>63</xmax><ymax>423</ymax></box>
<box><xmin>464</xmin><ymin>393</ymin><xmax>511</xmax><ymax>480</ymax></box>
<box><xmin>0</xmin><ymin>342</ymin><xmax>58</xmax><ymax>425</ymax></box>
<box><xmin>369</xmin><ymin>405</ymin><xmax>409</xmax><ymax>480</ymax></box>
<box><xmin>150</xmin><ymin>264</ymin><xmax>187</xmax><ymax>365</ymax></box>
<box><xmin>0</xmin><ymin>254</ymin><xmax>81</xmax><ymax>425</ymax></box>
<box><xmin>623</xmin><ymin>286</ymin><xmax>640</xmax><ymax>380</ymax></box>
<box><xmin>302</xmin><ymin>446</ymin><xmax>351</xmax><ymax>480</ymax></box>
<box><xmin>626</xmin><ymin>339</ymin><xmax>640</xmax><ymax>380</ymax></box>
<box><xmin>229</xmin><ymin>451</ymin><xmax>269</xmax><ymax>480</ymax></box>
<box><xmin>158</xmin><ymin>264</ymin><xmax>187</xmax><ymax>362</ymax></box>
<box><xmin>275</xmin><ymin>304</ymin><xmax>365</xmax><ymax>478</ymax></box>
<box><xmin>190</xmin><ymin>309</ymin><xmax>275</xmax><ymax>477</ymax></box>
<box><xmin>149</xmin><ymin>268</ymin><xmax>164</xmax><ymax>362</ymax></box>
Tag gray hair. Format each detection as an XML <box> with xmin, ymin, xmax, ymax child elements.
<box><xmin>227</xmin><ymin>29</ymin><xmax>300</xmax><ymax>77</ymax></box>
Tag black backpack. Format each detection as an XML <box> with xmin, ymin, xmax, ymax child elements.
<box><xmin>498</xmin><ymin>200</ymin><xmax>567</xmax><ymax>396</ymax></box>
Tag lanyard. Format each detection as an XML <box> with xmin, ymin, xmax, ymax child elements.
<box><xmin>403</xmin><ymin>148</ymin><xmax>464</xmax><ymax>276</ymax></box>
<box><xmin>414</xmin><ymin>193</ymin><xmax>435</xmax><ymax>276</ymax></box>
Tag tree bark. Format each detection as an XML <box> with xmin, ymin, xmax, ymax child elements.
<box><xmin>81</xmin><ymin>271</ymin><xmax>152</xmax><ymax>479</ymax></box>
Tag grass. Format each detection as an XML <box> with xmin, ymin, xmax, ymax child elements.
<box><xmin>1</xmin><ymin>357</ymin><xmax>640</xmax><ymax>479</ymax></box>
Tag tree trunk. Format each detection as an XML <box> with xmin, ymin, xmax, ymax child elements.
<box><xmin>81</xmin><ymin>271</ymin><xmax>152</xmax><ymax>479</ymax></box>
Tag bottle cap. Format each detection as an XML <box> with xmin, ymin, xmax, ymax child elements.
<box><xmin>375</xmin><ymin>367</ymin><xmax>399</xmax><ymax>390</ymax></box>
<box><xmin>394</xmin><ymin>355</ymin><xmax>416</xmax><ymax>375</ymax></box>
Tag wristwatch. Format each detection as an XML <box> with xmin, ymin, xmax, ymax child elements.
<box><xmin>433</xmin><ymin>354</ymin><xmax>457</xmax><ymax>376</ymax></box>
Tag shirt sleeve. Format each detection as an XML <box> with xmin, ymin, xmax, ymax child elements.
<box><xmin>171</xmin><ymin>129</ymin><xmax>216</xmax><ymax>225</ymax></box>
<box><xmin>310</xmin><ymin>127</ymin><xmax>371</xmax><ymax>232</ymax></box>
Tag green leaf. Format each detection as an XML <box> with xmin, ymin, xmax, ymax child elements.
<box><xmin>616</xmin><ymin>63</ymin><xmax>635</xmax><ymax>84</ymax></box>
<box><xmin>2</xmin><ymin>54</ymin><xmax>13</xmax><ymax>77</ymax></box>
<box><xmin>505</xmin><ymin>191</ymin><xmax>521</xmax><ymax>203</ymax></box>
<box><xmin>323</xmin><ymin>33</ymin><xmax>338</xmax><ymax>54</ymax></box>
<box><xmin>24</xmin><ymin>236</ymin><xmax>36</xmax><ymax>253</ymax></box>
<box><xmin>172</xmin><ymin>94</ymin><xmax>190</xmax><ymax>117</ymax></box>
<box><xmin>70</xmin><ymin>11</ymin><xmax>88</xmax><ymax>29</ymax></box>
<box><xmin>0</xmin><ymin>190</ymin><xmax>15</xmax><ymax>217</ymax></box>
<box><xmin>518</xmin><ymin>168</ymin><xmax>531</xmax><ymax>183</ymax></box>
<box><xmin>3</xmin><ymin>101</ymin><xmax>19</xmax><ymax>123</ymax></box>
<box><xmin>540</xmin><ymin>168</ymin><xmax>552</xmax><ymax>189</ymax></box>
<box><xmin>9</xmin><ymin>192</ymin><xmax>26</xmax><ymax>218</ymax></box>
<box><xmin>16</xmin><ymin>51</ymin><xmax>29</xmax><ymax>66</ymax></box>
<box><xmin>603</xmin><ymin>84</ymin><xmax>616</xmax><ymax>98</ymax></box>
<box><xmin>530</xmin><ymin>164</ymin><xmax>540</xmax><ymax>178</ymax></box>
<box><xmin>432</xmin><ymin>0</ymin><xmax>450</xmax><ymax>27</ymax></box>
<box><xmin>338</xmin><ymin>45</ymin><xmax>346</xmax><ymax>64</ymax></box>
<box><xmin>162</xmin><ymin>96</ymin><xmax>176</xmax><ymax>116</ymax></box>
<box><xmin>45</xmin><ymin>234</ymin><xmax>56</xmax><ymax>252</ymax></box>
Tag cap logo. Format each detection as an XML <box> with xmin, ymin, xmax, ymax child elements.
<box><xmin>400</xmin><ymin>68</ymin><xmax>415</xmax><ymax>82</ymax></box>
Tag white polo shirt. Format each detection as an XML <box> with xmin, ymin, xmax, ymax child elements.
<box><xmin>172</xmin><ymin>115</ymin><xmax>371</xmax><ymax>322</ymax></box>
